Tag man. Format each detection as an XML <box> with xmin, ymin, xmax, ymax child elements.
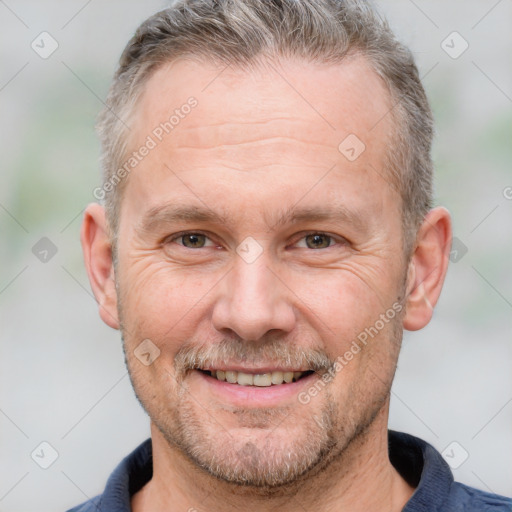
<box><xmin>71</xmin><ymin>0</ymin><xmax>512</xmax><ymax>510</ymax></box>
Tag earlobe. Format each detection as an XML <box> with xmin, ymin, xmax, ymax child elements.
<box><xmin>402</xmin><ymin>207</ymin><xmax>452</xmax><ymax>331</ymax></box>
<box><xmin>80</xmin><ymin>203</ymin><xmax>120</xmax><ymax>330</ymax></box>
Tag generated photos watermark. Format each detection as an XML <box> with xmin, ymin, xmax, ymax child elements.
<box><xmin>93</xmin><ymin>96</ymin><xmax>198</xmax><ymax>201</ymax></box>
<box><xmin>298</xmin><ymin>302</ymin><xmax>403</xmax><ymax>405</ymax></box>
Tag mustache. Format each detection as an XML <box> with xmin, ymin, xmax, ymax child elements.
<box><xmin>173</xmin><ymin>337</ymin><xmax>334</xmax><ymax>380</ymax></box>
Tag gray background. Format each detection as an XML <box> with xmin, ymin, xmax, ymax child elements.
<box><xmin>0</xmin><ymin>1</ymin><xmax>511</xmax><ymax>511</ymax></box>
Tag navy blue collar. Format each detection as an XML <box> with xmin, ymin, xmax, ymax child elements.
<box><xmin>389</xmin><ymin>431</ymin><xmax>452</xmax><ymax>511</ymax></box>
<box><xmin>68</xmin><ymin>430</ymin><xmax>511</xmax><ymax>512</ymax></box>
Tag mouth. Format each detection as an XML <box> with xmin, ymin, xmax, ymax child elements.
<box><xmin>197</xmin><ymin>369</ymin><xmax>315</xmax><ymax>387</ymax></box>
<box><xmin>191</xmin><ymin>365</ymin><xmax>320</xmax><ymax>407</ymax></box>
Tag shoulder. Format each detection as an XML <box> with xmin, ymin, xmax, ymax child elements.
<box><xmin>388</xmin><ymin>431</ymin><xmax>511</xmax><ymax>512</ymax></box>
<box><xmin>446</xmin><ymin>481</ymin><xmax>512</xmax><ymax>511</ymax></box>
<box><xmin>64</xmin><ymin>438</ymin><xmax>153</xmax><ymax>512</ymax></box>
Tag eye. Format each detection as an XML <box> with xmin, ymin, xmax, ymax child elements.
<box><xmin>168</xmin><ymin>232</ymin><xmax>216</xmax><ymax>249</ymax></box>
<box><xmin>164</xmin><ymin>231</ymin><xmax>346</xmax><ymax>251</ymax></box>
<box><xmin>295</xmin><ymin>232</ymin><xmax>345</xmax><ymax>249</ymax></box>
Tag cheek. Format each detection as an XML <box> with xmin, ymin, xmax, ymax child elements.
<box><xmin>292</xmin><ymin>267</ymin><xmax>394</xmax><ymax>340</ymax></box>
<box><xmin>119</xmin><ymin>262</ymin><xmax>212</xmax><ymax>349</ymax></box>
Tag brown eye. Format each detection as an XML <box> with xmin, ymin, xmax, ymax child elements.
<box><xmin>304</xmin><ymin>233</ymin><xmax>332</xmax><ymax>249</ymax></box>
<box><xmin>179</xmin><ymin>233</ymin><xmax>207</xmax><ymax>248</ymax></box>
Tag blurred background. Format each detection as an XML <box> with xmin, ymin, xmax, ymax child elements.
<box><xmin>0</xmin><ymin>1</ymin><xmax>511</xmax><ymax>510</ymax></box>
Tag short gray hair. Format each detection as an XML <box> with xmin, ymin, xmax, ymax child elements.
<box><xmin>97</xmin><ymin>0</ymin><xmax>434</xmax><ymax>259</ymax></box>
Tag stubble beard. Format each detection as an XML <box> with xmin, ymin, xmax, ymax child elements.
<box><xmin>116</xmin><ymin>278</ymin><xmax>405</xmax><ymax>493</ymax></box>
<box><xmin>120</xmin><ymin>336</ymin><xmax>401</xmax><ymax>493</ymax></box>
<box><xmin>152</xmin><ymin>387</ymin><xmax>392</xmax><ymax>495</ymax></box>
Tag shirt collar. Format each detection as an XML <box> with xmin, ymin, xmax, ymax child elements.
<box><xmin>97</xmin><ymin>430</ymin><xmax>453</xmax><ymax>511</ymax></box>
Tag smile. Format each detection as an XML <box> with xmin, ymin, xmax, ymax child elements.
<box><xmin>198</xmin><ymin>369</ymin><xmax>315</xmax><ymax>387</ymax></box>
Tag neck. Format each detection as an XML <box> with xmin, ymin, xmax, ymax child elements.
<box><xmin>132</xmin><ymin>405</ymin><xmax>414</xmax><ymax>512</ymax></box>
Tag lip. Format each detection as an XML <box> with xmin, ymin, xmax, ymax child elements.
<box><xmin>199</xmin><ymin>366</ymin><xmax>310</xmax><ymax>374</ymax></box>
<box><xmin>191</xmin><ymin>369</ymin><xmax>318</xmax><ymax>408</ymax></box>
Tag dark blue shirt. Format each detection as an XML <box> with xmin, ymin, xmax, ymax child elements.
<box><xmin>66</xmin><ymin>430</ymin><xmax>511</xmax><ymax>511</ymax></box>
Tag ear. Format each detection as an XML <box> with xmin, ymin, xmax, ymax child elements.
<box><xmin>402</xmin><ymin>207</ymin><xmax>452</xmax><ymax>331</ymax></box>
<box><xmin>80</xmin><ymin>203</ymin><xmax>120</xmax><ymax>330</ymax></box>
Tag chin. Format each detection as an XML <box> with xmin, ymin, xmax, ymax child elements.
<box><xmin>154</xmin><ymin>396</ymin><xmax>343</xmax><ymax>490</ymax></box>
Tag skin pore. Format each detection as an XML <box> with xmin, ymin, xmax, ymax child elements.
<box><xmin>81</xmin><ymin>55</ymin><xmax>451</xmax><ymax>512</ymax></box>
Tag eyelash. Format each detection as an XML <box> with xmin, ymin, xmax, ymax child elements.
<box><xmin>165</xmin><ymin>231</ymin><xmax>348</xmax><ymax>250</ymax></box>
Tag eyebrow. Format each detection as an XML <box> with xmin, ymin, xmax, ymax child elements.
<box><xmin>137</xmin><ymin>203</ymin><xmax>369</xmax><ymax>235</ymax></box>
<box><xmin>269</xmin><ymin>204</ymin><xmax>369</xmax><ymax>233</ymax></box>
<box><xmin>137</xmin><ymin>204</ymin><xmax>229</xmax><ymax>234</ymax></box>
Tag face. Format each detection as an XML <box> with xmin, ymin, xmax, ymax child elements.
<box><xmin>114</xmin><ymin>56</ymin><xmax>408</xmax><ymax>487</ymax></box>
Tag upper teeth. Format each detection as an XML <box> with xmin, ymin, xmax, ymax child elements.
<box><xmin>209</xmin><ymin>370</ymin><xmax>305</xmax><ymax>386</ymax></box>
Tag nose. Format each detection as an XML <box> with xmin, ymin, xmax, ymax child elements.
<box><xmin>211</xmin><ymin>254</ymin><xmax>296</xmax><ymax>342</ymax></box>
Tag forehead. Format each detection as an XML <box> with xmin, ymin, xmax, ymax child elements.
<box><xmin>132</xmin><ymin>54</ymin><xmax>393</xmax><ymax>154</ymax></box>
<box><xmin>121</xmin><ymin>55</ymin><xmax>398</xmax><ymax>229</ymax></box>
